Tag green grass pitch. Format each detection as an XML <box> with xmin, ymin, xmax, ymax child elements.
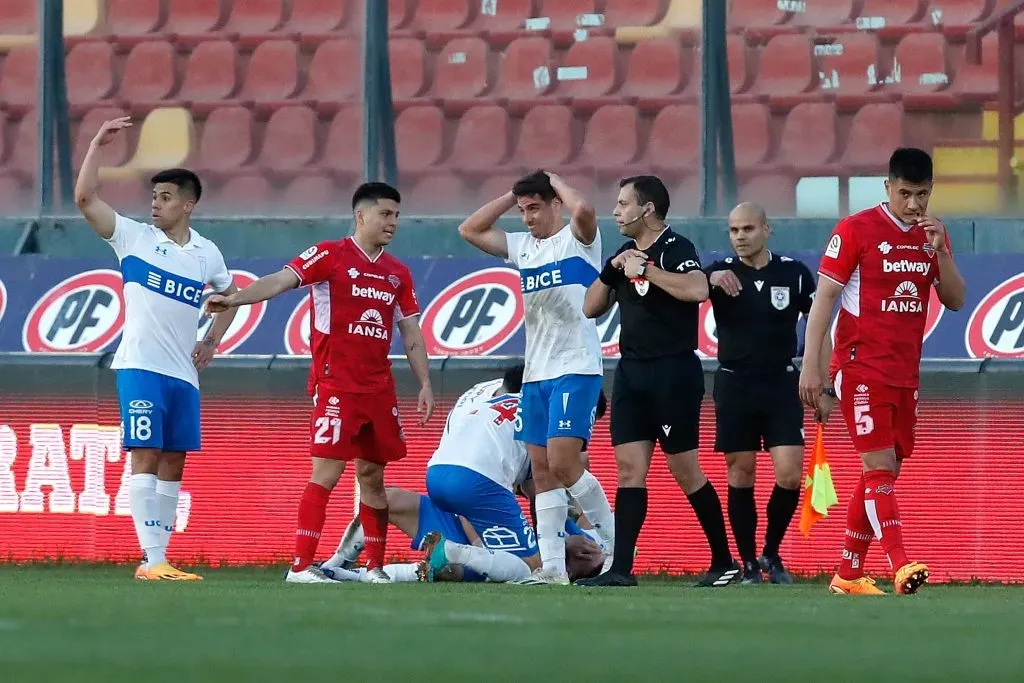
<box><xmin>0</xmin><ymin>565</ymin><xmax>1021</xmax><ymax>682</ymax></box>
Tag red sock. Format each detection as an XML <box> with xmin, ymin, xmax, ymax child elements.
<box><xmin>838</xmin><ymin>474</ymin><xmax>875</xmax><ymax>581</ymax></box>
<box><xmin>863</xmin><ymin>469</ymin><xmax>910</xmax><ymax>570</ymax></box>
<box><xmin>293</xmin><ymin>482</ymin><xmax>331</xmax><ymax>572</ymax></box>
<box><xmin>360</xmin><ymin>502</ymin><xmax>389</xmax><ymax>570</ymax></box>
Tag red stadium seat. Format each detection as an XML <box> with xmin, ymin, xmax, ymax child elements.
<box><xmin>604</xmin><ymin>0</ymin><xmax>665</xmax><ymax>28</ymax></box>
<box><xmin>118</xmin><ymin>41</ymin><xmax>177</xmax><ymax>110</ymax></box>
<box><xmin>8</xmin><ymin>111</ymin><xmax>37</xmax><ymax>174</ymax></box>
<box><xmin>302</xmin><ymin>39</ymin><xmax>361</xmax><ymax>111</ymax></box>
<box><xmin>840</xmin><ymin>102</ymin><xmax>903</xmax><ymax>171</ymax></box>
<box><xmin>65</xmin><ymin>42</ymin><xmax>115</xmax><ymax>110</ymax></box>
<box><xmin>450</xmin><ymin>105</ymin><xmax>511</xmax><ymax>172</ymax></box>
<box><xmin>395</xmin><ymin>105</ymin><xmax>445</xmax><ymax>172</ymax></box>
<box><xmin>740</xmin><ymin>175</ymin><xmax>795</xmax><ymax>215</ymax></box>
<box><xmin>731</xmin><ymin>103</ymin><xmax>771</xmax><ymax>170</ymax></box>
<box><xmin>513</xmin><ymin>104</ymin><xmax>574</xmax><ymax>168</ymax></box>
<box><xmin>728</xmin><ymin>0</ymin><xmax>791</xmax><ymax>37</ymax></box>
<box><xmin>0</xmin><ymin>110</ymin><xmax>7</xmax><ymax>164</ymax></box>
<box><xmin>240</xmin><ymin>39</ymin><xmax>300</xmax><ymax>103</ymax></box>
<box><xmin>929</xmin><ymin>0</ymin><xmax>996</xmax><ymax>35</ymax></box>
<box><xmin>0</xmin><ymin>45</ymin><xmax>38</xmax><ymax>116</ymax></box>
<box><xmin>259</xmin><ymin>106</ymin><xmax>317</xmax><ymax>170</ymax></box>
<box><xmin>475</xmin><ymin>174</ymin><xmax>521</xmax><ymax>204</ymax></box>
<box><xmin>74</xmin><ymin>107</ymin><xmax>130</xmax><ymax>168</ymax></box>
<box><xmin>537</xmin><ymin>0</ymin><xmax>600</xmax><ymax>32</ymax></box>
<box><xmin>323</xmin><ymin>106</ymin><xmax>364</xmax><ymax>175</ymax></box>
<box><xmin>788</xmin><ymin>0</ymin><xmax>858</xmax><ymax>30</ymax></box>
<box><xmin>647</xmin><ymin>104</ymin><xmax>700</xmax><ymax>174</ymax></box>
<box><xmin>557</xmin><ymin>36</ymin><xmax>618</xmax><ymax>110</ymax></box>
<box><xmin>621</xmin><ymin>37</ymin><xmax>691</xmax><ymax>109</ymax></box>
<box><xmin>178</xmin><ymin>40</ymin><xmax>240</xmax><ymax>113</ymax></box>
<box><xmin>776</xmin><ymin>102</ymin><xmax>837</xmax><ymax>171</ymax></box>
<box><xmin>289</xmin><ymin>0</ymin><xmax>351</xmax><ymax>41</ymax></box>
<box><xmin>106</xmin><ymin>0</ymin><xmax>163</xmax><ymax>35</ymax></box>
<box><xmin>814</xmin><ymin>34</ymin><xmax>882</xmax><ymax>107</ymax></box>
<box><xmin>857</xmin><ymin>0</ymin><xmax>926</xmax><ymax>31</ymax></box>
<box><xmin>0</xmin><ymin>0</ymin><xmax>35</xmax><ymax>33</ymax></box>
<box><xmin>952</xmin><ymin>32</ymin><xmax>998</xmax><ymax>103</ymax></box>
<box><xmin>466</xmin><ymin>0</ymin><xmax>532</xmax><ymax>39</ymax></box>
<box><xmin>0</xmin><ymin>175</ymin><xmax>29</xmax><ymax>212</ymax></box>
<box><xmin>212</xmin><ymin>175</ymin><xmax>275</xmax><ymax>212</ymax></box>
<box><xmin>752</xmin><ymin>34</ymin><xmax>815</xmax><ymax>106</ymax></box>
<box><xmin>166</xmin><ymin>0</ymin><xmax>227</xmax><ymax>35</ymax></box>
<box><xmin>222</xmin><ymin>0</ymin><xmax>286</xmax><ymax>35</ymax></box>
<box><xmin>433</xmin><ymin>37</ymin><xmax>491</xmax><ymax>111</ymax></box>
<box><xmin>893</xmin><ymin>33</ymin><xmax>955</xmax><ymax>108</ymax></box>
<box><xmin>574</xmin><ymin>104</ymin><xmax>640</xmax><ymax>173</ymax></box>
<box><xmin>491</xmin><ymin>36</ymin><xmax>555</xmax><ymax>110</ymax></box>
<box><xmin>389</xmin><ymin>38</ymin><xmax>427</xmax><ymax>102</ymax></box>
<box><xmin>404</xmin><ymin>174</ymin><xmax>469</xmax><ymax>214</ymax></box>
<box><xmin>670</xmin><ymin>174</ymin><xmax>704</xmax><ymax>215</ymax></box>
<box><xmin>411</xmin><ymin>0</ymin><xmax>473</xmax><ymax>34</ymax></box>
<box><xmin>282</xmin><ymin>174</ymin><xmax>340</xmax><ymax>209</ymax></box>
<box><xmin>728</xmin><ymin>34</ymin><xmax>754</xmax><ymax>94</ymax></box>
<box><xmin>390</xmin><ymin>0</ymin><xmax>413</xmax><ymax>30</ymax></box>
<box><xmin>197</xmin><ymin>106</ymin><xmax>254</xmax><ymax>171</ymax></box>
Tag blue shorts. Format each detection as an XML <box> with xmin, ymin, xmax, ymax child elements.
<box><xmin>515</xmin><ymin>374</ymin><xmax>603</xmax><ymax>447</ymax></box>
<box><xmin>425</xmin><ymin>464</ymin><xmax>538</xmax><ymax>559</ymax></box>
<box><xmin>116</xmin><ymin>369</ymin><xmax>201</xmax><ymax>452</ymax></box>
<box><xmin>411</xmin><ymin>497</ymin><xmax>486</xmax><ymax>583</ymax></box>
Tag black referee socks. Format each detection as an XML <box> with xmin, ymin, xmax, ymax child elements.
<box><xmin>687</xmin><ymin>481</ymin><xmax>733</xmax><ymax>569</ymax></box>
<box><xmin>727</xmin><ymin>485</ymin><xmax>758</xmax><ymax>566</ymax></box>
<box><xmin>611</xmin><ymin>487</ymin><xmax>648</xmax><ymax>574</ymax></box>
<box><xmin>762</xmin><ymin>484</ymin><xmax>800</xmax><ymax>559</ymax></box>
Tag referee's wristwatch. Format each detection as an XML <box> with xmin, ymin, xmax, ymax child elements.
<box><xmin>822</xmin><ymin>387</ymin><xmax>837</xmax><ymax>398</ymax></box>
<box><xmin>635</xmin><ymin>262</ymin><xmax>647</xmax><ymax>278</ymax></box>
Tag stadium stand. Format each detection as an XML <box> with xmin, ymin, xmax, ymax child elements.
<box><xmin>0</xmin><ymin>0</ymin><xmax>1020</xmax><ymax>214</ymax></box>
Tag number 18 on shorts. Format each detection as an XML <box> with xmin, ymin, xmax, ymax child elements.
<box><xmin>116</xmin><ymin>369</ymin><xmax>201</xmax><ymax>452</ymax></box>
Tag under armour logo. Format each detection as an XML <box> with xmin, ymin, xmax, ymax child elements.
<box><xmin>154</xmin><ymin>246</ymin><xmax>168</xmax><ymax>256</ymax></box>
<box><xmin>558</xmin><ymin>420</ymin><xmax>572</xmax><ymax>429</ymax></box>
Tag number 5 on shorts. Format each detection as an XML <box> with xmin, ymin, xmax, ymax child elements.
<box><xmin>314</xmin><ymin>417</ymin><xmax>341</xmax><ymax>444</ymax></box>
<box><xmin>854</xmin><ymin>404</ymin><xmax>874</xmax><ymax>436</ymax></box>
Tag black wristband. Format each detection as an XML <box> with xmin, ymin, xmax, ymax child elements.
<box><xmin>599</xmin><ymin>260</ymin><xmax>619</xmax><ymax>286</ymax></box>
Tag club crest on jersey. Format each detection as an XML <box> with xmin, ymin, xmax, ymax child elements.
<box><xmin>632</xmin><ymin>277</ymin><xmax>650</xmax><ymax>296</ymax></box>
<box><xmin>388</xmin><ymin>274</ymin><xmax>401</xmax><ymax>288</ymax></box>
<box><xmin>771</xmin><ymin>286</ymin><xmax>790</xmax><ymax>310</ymax></box>
<box><xmin>922</xmin><ymin>243</ymin><xmax>936</xmax><ymax>257</ymax></box>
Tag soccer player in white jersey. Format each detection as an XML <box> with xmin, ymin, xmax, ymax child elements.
<box><xmin>75</xmin><ymin>118</ymin><xmax>239</xmax><ymax>580</ymax></box>
<box><xmin>459</xmin><ymin>171</ymin><xmax>615</xmax><ymax>584</ymax></box>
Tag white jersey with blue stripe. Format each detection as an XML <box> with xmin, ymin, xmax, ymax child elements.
<box><xmin>505</xmin><ymin>225</ymin><xmax>603</xmax><ymax>384</ymax></box>
<box><xmin>106</xmin><ymin>214</ymin><xmax>233</xmax><ymax>388</ymax></box>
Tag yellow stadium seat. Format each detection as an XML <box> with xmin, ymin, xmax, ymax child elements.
<box><xmin>100</xmin><ymin>108</ymin><xmax>194</xmax><ymax>180</ymax></box>
<box><xmin>64</xmin><ymin>0</ymin><xmax>102</xmax><ymax>36</ymax></box>
<box><xmin>614</xmin><ymin>0</ymin><xmax>701</xmax><ymax>43</ymax></box>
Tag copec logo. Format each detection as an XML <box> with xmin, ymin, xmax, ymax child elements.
<box><xmin>421</xmin><ymin>268</ymin><xmax>524</xmax><ymax>356</ymax></box>
<box><xmin>198</xmin><ymin>270</ymin><xmax>266</xmax><ymax>352</ymax></box>
<box><xmin>965</xmin><ymin>273</ymin><xmax>1024</xmax><ymax>359</ymax></box>
<box><xmin>23</xmin><ymin>270</ymin><xmax>126</xmax><ymax>352</ymax></box>
<box><xmin>285</xmin><ymin>297</ymin><xmax>311</xmax><ymax>355</ymax></box>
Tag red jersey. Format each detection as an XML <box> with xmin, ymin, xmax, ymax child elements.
<box><xmin>285</xmin><ymin>238</ymin><xmax>419</xmax><ymax>394</ymax></box>
<box><xmin>818</xmin><ymin>204</ymin><xmax>946</xmax><ymax>389</ymax></box>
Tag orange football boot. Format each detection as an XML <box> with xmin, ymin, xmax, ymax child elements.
<box><xmin>829</xmin><ymin>574</ymin><xmax>886</xmax><ymax>595</ymax></box>
<box><xmin>893</xmin><ymin>561</ymin><xmax>929</xmax><ymax>595</ymax></box>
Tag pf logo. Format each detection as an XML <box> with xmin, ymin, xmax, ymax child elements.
<box><xmin>696</xmin><ymin>300</ymin><xmax>718</xmax><ymax>359</ymax></box>
<box><xmin>284</xmin><ymin>297</ymin><xmax>311</xmax><ymax>355</ymax></box>
<box><xmin>420</xmin><ymin>268</ymin><xmax>524</xmax><ymax>356</ymax></box>
<box><xmin>197</xmin><ymin>270</ymin><xmax>265</xmax><ymax>352</ymax></box>
<box><xmin>596</xmin><ymin>303</ymin><xmax>621</xmax><ymax>357</ymax></box>
<box><xmin>964</xmin><ymin>273</ymin><xmax>1024</xmax><ymax>359</ymax></box>
<box><xmin>0</xmin><ymin>278</ymin><xmax>7</xmax><ymax>327</ymax></box>
<box><xmin>23</xmin><ymin>270</ymin><xmax>125</xmax><ymax>352</ymax></box>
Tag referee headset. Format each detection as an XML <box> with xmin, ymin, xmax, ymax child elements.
<box><xmin>624</xmin><ymin>200</ymin><xmax>660</xmax><ymax>241</ymax></box>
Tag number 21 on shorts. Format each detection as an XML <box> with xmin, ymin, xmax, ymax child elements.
<box><xmin>314</xmin><ymin>417</ymin><xmax>341</xmax><ymax>445</ymax></box>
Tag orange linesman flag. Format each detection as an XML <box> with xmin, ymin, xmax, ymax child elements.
<box><xmin>799</xmin><ymin>423</ymin><xmax>839</xmax><ymax>538</ymax></box>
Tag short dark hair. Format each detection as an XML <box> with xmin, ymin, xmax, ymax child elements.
<box><xmin>596</xmin><ymin>389</ymin><xmax>607</xmax><ymax>421</ymax></box>
<box><xmin>888</xmin><ymin>148</ymin><xmax>933</xmax><ymax>184</ymax></box>
<box><xmin>352</xmin><ymin>182</ymin><xmax>401</xmax><ymax>211</ymax></box>
<box><xmin>620</xmin><ymin>175</ymin><xmax>670</xmax><ymax>220</ymax></box>
<box><xmin>151</xmin><ymin>168</ymin><xmax>202</xmax><ymax>202</ymax></box>
<box><xmin>512</xmin><ymin>170</ymin><xmax>557</xmax><ymax>202</ymax></box>
<box><xmin>503</xmin><ymin>364</ymin><xmax>525</xmax><ymax>394</ymax></box>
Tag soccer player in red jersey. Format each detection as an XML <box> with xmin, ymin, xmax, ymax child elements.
<box><xmin>207</xmin><ymin>183</ymin><xmax>435</xmax><ymax>584</ymax></box>
<box><xmin>799</xmin><ymin>149</ymin><xmax>966</xmax><ymax>596</ymax></box>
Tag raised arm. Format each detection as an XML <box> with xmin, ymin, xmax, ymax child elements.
<box><xmin>547</xmin><ymin>173</ymin><xmax>597</xmax><ymax>245</ymax></box>
<box><xmin>74</xmin><ymin>117</ymin><xmax>132</xmax><ymax>239</ymax></box>
<box><xmin>458</xmin><ymin>192</ymin><xmax>514</xmax><ymax>258</ymax></box>
<box><xmin>206</xmin><ymin>268</ymin><xmax>299</xmax><ymax>312</ymax></box>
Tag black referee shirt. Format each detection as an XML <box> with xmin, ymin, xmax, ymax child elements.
<box><xmin>705</xmin><ymin>252</ymin><xmax>815</xmax><ymax>373</ymax></box>
<box><xmin>604</xmin><ymin>227</ymin><xmax>703</xmax><ymax>359</ymax></box>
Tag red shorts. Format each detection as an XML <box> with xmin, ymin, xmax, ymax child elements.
<box><xmin>835</xmin><ymin>371</ymin><xmax>918</xmax><ymax>459</ymax></box>
<box><xmin>309</xmin><ymin>384</ymin><xmax>407</xmax><ymax>464</ymax></box>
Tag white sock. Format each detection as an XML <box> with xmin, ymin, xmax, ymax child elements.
<box><xmin>535</xmin><ymin>489</ymin><xmax>568</xmax><ymax>575</ymax></box>
<box><xmin>444</xmin><ymin>540</ymin><xmax>531</xmax><ymax>582</ymax></box>
<box><xmin>381</xmin><ymin>563</ymin><xmax>419</xmax><ymax>582</ymax></box>
<box><xmin>129</xmin><ymin>474</ymin><xmax>163</xmax><ymax>567</ymax></box>
<box><xmin>323</xmin><ymin>523</ymin><xmax>365</xmax><ymax>569</ymax></box>
<box><xmin>155</xmin><ymin>479</ymin><xmax>181</xmax><ymax>560</ymax></box>
<box><xmin>567</xmin><ymin>470</ymin><xmax>615</xmax><ymax>549</ymax></box>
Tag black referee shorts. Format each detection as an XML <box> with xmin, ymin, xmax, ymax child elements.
<box><xmin>610</xmin><ymin>351</ymin><xmax>704</xmax><ymax>454</ymax></box>
<box><xmin>712</xmin><ymin>368</ymin><xmax>805</xmax><ymax>454</ymax></box>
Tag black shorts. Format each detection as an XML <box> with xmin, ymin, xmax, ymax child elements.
<box><xmin>610</xmin><ymin>351</ymin><xmax>704</xmax><ymax>454</ymax></box>
<box><xmin>713</xmin><ymin>368</ymin><xmax>805</xmax><ymax>453</ymax></box>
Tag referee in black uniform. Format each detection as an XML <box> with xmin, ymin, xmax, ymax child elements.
<box><xmin>575</xmin><ymin>175</ymin><xmax>739</xmax><ymax>588</ymax></box>
<box><xmin>706</xmin><ymin>202</ymin><xmax>815</xmax><ymax>584</ymax></box>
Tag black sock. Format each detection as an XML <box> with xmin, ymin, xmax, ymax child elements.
<box><xmin>529</xmin><ymin>496</ymin><xmax>538</xmax><ymax>530</ymax></box>
<box><xmin>687</xmin><ymin>481</ymin><xmax>733</xmax><ymax>568</ymax></box>
<box><xmin>610</xmin><ymin>487</ymin><xmax>647</xmax><ymax>575</ymax></box>
<box><xmin>728</xmin><ymin>485</ymin><xmax>758</xmax><ymax>566</ymax></box>
<box><xmin>762</xmin><ymin>485</ymin><xmax>800</xmax><ymax>558</ymax></box>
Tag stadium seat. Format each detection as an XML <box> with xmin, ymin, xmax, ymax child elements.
<box><xmin>614</xmin><ymin>0</ymin><xmax>701</xmax><ymax>43</ymax></box>
<box><xmin>63</xmin><ymin>0</ymin><xmax>101</xmax><ymax>36</ymax></box>
<box><xmin>776</xmin><ymin>102</ymin><xmax>837</xmax><ymax>172</ymax></box>
<box><xmin>727</xmin><ymin>0</ymin><xmax>794</xmax><ymax>39</ymax></box>
<box><xmin>390</xmin><ymin>38</ymin><xmax>428</xmax><ymax>102</ymax></box>
<box><xmin>0</xmin><ymin>110</ymin><xmax>7</xmax><ymax>164</ymax></box>
<box><xmin>289</xmin><ymin>0</ymin><xmax>351</xmax><ymax>36</ymax></box>
<box><xmin>65</xmin><ymin>41</ymin><xmax>115</xmax><ymax>110</ymax></box>
<box><xmin>7</xmin><ymin>111</ymin><xmax>37</xmax><ymax>175</ymax></box>
<box><xmin>390</xmin><ymin>0</ymin><xmax>413</xmax><ymax>30</ymax></box>
<box><xmin>952</xmin><ymin>32</ymin><xmax>998</xmax><ymax>103</ymax></box>
<box><xmin>166</xmin><ymin>0</ymin><xmax>228</xmax><ymax>35</ymax></box>
<box><xmin>322</xmin><ymin>106</ymin><xmax>364</xmax><ymax>175</ymax></box>
<box><xmin>857</xmin><ymin>0</ymin><xmax>927</xmax><ymax>34</ymax></box>
<box><xmin>196</xmin><ymin>106</ymin><xmax>254</xmax><ymax>171</ymax></box>
<box><xmin>536</xmin><ymin>0</ymin><xmax>600</xmax><ymax>33</ymax></box>
<box><xmin>574</xmin><ymin>104</ymin><xmax>640</xmax><ymax>174</ymax></box>
<box><xmin>212</xmin><ymin>174</ymin><xmax>275</xmax><ymax>212</ymax></box>
<box><xmin>302</xmin><ymin>39</ymin><xmax>361</xmax><ymax>112</ymax></box>
<box><xmin>727</xmin><ymin>34</ymin><xmax>754</xmax><ymax>95</ymax></box>
<box><xmin>751</xmin><ymin>34</ymin><xmax>815</xmax><ymax>107</ymax></box>
<box><xmin>621</xmin><ymin>37</ymin><xmax>690</xmax><ymax>110</ymax></box>
<box><xmin>670</xmin><ymin>174</ymin><xmax>704</xmax><ymax>214</ymax></box>
<box><xmin>740</xmin><ymin>175</ymin><xmax>796</xmax><ymax>215</ymax></box>
<box><xmin>0</xmin><ymin>1</ymin><xmax>35</xmax><ymax>34</ymax></box>
<box><xmin>815</xmin><ymin>34</ymin><xmax>883</xmax><ymax>108</ymax></box>
<box><xmin>282</xmin><ymin>174</ymin><xmax>340</xmax><ymax>210</ymax></box>
<box><xmin>404</xmin><ymin>174</ymin><xmax>468</xmax><ymax>213</ymax></box>
<box><xmin>788</xmin><ymin>0</ymin><xmax>857</xmax><ymax>30</ymax></box>
<box><xmin>100</xmin><ymin>107</ymin><xmax>194</xmax><ymax>180</ymax></box>
<box><xmin>178</xmin><ymin>40</ymin><xmax>240</xmax><ymax>114</ymax></box>
<box><xmin>105</xmin><ymin>0</ymin><xmax>164</xmax><ymax>35</ymax></box>
<box><xmin>0</xmin><ymin>45</ymin><xmax>37</xmax><ymax>115</ymax></box>
<box><xmin>929</xmin><ymin>0</ymin><xmax>997</xmax><ymax>35</ymax></box>
<box><xmin>117</xmin><ymin>41</ymin><xmax>177</xmax><ymax>111</ymax></box>
<box><xmin>74</xmin><ymin>107</ymin><xmax>130</xmax><ymax>167</ymax></box>
<box><xmin>513</xmin><ymin>104</ymin><xmax>574</xmax><ymax>168</ymax></box>
<box><xmin>450</xmin><ymin>105</ymin><xmax>511</xmax><ymax>172</ymax></box>
<box><xmin>465</xmin><ymin>0</ymin><xmax>531</xmax><ymax>40</ymax></box>
<box><xmin>604</xmin><ymin>0</ymin><xmax>665</xmax><ymax>28</ymax></box>
<box><xmin>433</xmin><ymin>37</ymin><xmax>491</xmax><ymax>111</ymax></box>
<box><xmin>258</xmin><ymin>106</ymin><xmax>317</xmax><ymax>171</ymax></box>
<box><xmin>0</xmin><ymin>175</ymin><xmax>29</xmax><ymax>212</ymax></box>
<box><xmin>476</xmin><ymin>174</ymin><xmax>521</xmax><ymax>204</ymax></box>
<box><xmin>222</xmin><ymin>0</ymin><xmax>287</xmax><ymax>36</ymax></box>
<box><xmin>893</xmin><ymin>33</ymin><xmax>956</xmax><ymax>108</ymax></box>
<box><xmin>840</xmin><ymin>102</ymin><xmax>904</xmax><ymax>172</ymax></box>
<box><xmin>491</xmin><ymin>36</ymin><xmax>555</xmax><ymax>112</ymax></box>
<box><xmin>557</xmin><ymin>36</ymin><xmax>619</xmax><ymax>111</ymax></box>
<box><xmin>239</xmin><ymin>39</ymin><xmax>300</xmax><ymax>105</ymax></box>
<box><xmin>410</xmin><ymin>0</ymin><xmax>473</xmax><ymax>35</ymax></box>
<box><xmin>395</xmin><ymin>105</ymin><xmax>445</xmax><ymax>172</ymax></box>
<box><xmin>647</xmin><ymin>104</ymin><xmax>700</xmax><ymax>175</ymax></box>
<box><xmin>731</xmin><ymin>103</ymin><xmax>771</xmax><ymax>170</ymax></box>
